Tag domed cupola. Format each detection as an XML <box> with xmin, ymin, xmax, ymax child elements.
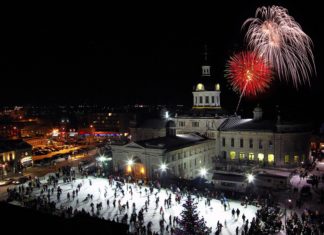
<box><xmin>192</xmin><ymin>44</ymin><xmax>221</xmax><ymax>109</ymax></box>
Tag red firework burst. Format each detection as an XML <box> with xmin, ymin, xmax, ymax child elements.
<box><xmin>225</xmin><ymin>51</ymin><xmax>272</xmax><ymax>96</ymax></box>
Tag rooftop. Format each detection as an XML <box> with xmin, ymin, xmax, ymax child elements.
<box><xmin>0</xmin><ymin>139</ymin><xmax>32</xmax><ymax>153</ymax></box>
<box><xmin>219</xmin><ymin>117</ymin><xmax>312</xmax><ymax>133</ymax></box>
<box><xmin>135</xmin><ymin>133</ymin><xmax>208</xmax><ymax>151</ymax></box>
<box><xmin>212</xmin><ymin>172</ymin><xmax>246</xmax><ymax>182</ymax></box>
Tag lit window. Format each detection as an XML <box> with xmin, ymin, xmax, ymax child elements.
<box><xmin>196</xmin><ymin>83</ymin><xmax>205</xmax><ymax>91</ymax></box>
<box><xmin>248</xmin><ymin>153</ymin><xmax>254</xmax><ymax>161</ymax></box>
<box><xmin>239</xmin><ymin>153</ymin><xmax>245</xmax><ymax>160</ymax></box>
<box><xmin>258</xmin><ymin>153</ymin><xmax>264</xmax><ymax>162</ymax></box>
<box><xmin>268</xmin><ymin>154</ymin><xmax>274</xmax><ymax>164</ymax></box>
<box><xmin>284</xmin><ymin>155</ymin><xmax>289</xmax><ymax>164</ymax></box>
<box><xmin>294</xmin><ymin>155</ymin><xmax>299</xmax><ymax>163</ymax></box>
<box><xmin>127</xmin><ymin>166</ymin><xmax>132</xmax><ymax>173</ymax></box>
<box><xmin>230</xmin><ymin>151</ymin><xmax>236</xmax><ymax>160</ymax></box>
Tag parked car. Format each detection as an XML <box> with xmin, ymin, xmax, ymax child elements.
<box><xmin>0</xmin><ymin>178</ymin><xmax>14</xmax><ymax>186</ymax></box>
<box><xmin>306</xmin><ymin>175</ymin><xmax>316</xmax><ymax>184</ymax></box>
<box><xmin>12</xmin><ymin>176</ymin><xmax>29</xmax><ymax>185</ymax></box>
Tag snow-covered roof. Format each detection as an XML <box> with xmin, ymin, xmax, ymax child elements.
<box><xmin>135</xmin><ymin>133</ymin><xmax>208</xmax><ymax>151</ymax></box>
<box><xmin>219</xmin><ymin>117</ymin><xmax>276</xmax><ymax>132</ymax></box>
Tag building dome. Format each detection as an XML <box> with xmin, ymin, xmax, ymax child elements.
<box><xmin>196</xmin><ymin>83</ymin><xmax>205</xmax><ymax>91</ymax></box>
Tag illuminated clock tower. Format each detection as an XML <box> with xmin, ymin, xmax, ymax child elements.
<box><xmin>192</xmin><ymin>45</ymin><xmax>221</xmax><ymax>109</ymax></box>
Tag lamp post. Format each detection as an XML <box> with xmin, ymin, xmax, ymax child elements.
<box><xmin>285</xmin><ymin>198</ymin><xmax>292</xmax><ymax>230</ymax></box>
<box><xmin>97</xmin><ymin>155</ymin><xmax>112</xmax><ymax>176</ymax></box>
<box><xmin>200</xmin><ymin>168</ymin><xmax>207</xmax><ymax>178</ymax></box>
<box><xmin>159</xmin><ymin>163</ymin><xmax>167</xmax><ymax>178</ymax></box>
<box><xmin>247</xmin><ymin>173</ymin><xmax>255</xmax><ymax>183</ymax></box>
<box><xmin>127</xmin><ymin>159</ymin><xmax>134</xmax><ymax>179</ymax></box>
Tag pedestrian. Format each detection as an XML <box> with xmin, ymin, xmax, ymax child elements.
<box><xmin>236</xmin><ymin>226</ymin><xmax>239</xmax><ymax>235</ymax></box>
<box><xmin>236</xmin><ymin>208</ymin><xmax>240</xmax><ymax>218</ymax></box>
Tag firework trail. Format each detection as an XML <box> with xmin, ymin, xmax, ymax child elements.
<box><xmin>243</xmin><ymin>5</ymin><xmax>316</xmax><ymax>87</ymax></box>
<box><xmin>225</xmin><ymin>51</ymin><xmax>272</xmax><ymax>114</ymax></box>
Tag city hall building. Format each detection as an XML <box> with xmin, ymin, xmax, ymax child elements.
<box><xmin>111</xmin><ymin>47</ymin><xmax>312</xmax><ymax>180</ymax></box>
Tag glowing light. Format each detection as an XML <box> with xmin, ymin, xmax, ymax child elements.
<box><xmin>127</xmin><ymin>159</ymin><xmax>134</xmax><ymax>166</ymax></box>
<box><xmin>165</xmin><ymin>111</ymin><xmax>169</xmax><ymax>119</ymax></box>
<box><xmin>200</xmin><ymin>168</ymin><xmax>207</xmax><ymax>177</ymax></box>
<box><xmin>127</xmin><ymin>166</ymin><xmax>132</xmax><ymax>172</ymax></box>
<box><xmin>140</xmin><ymin>167</ymin><xmax>145</xmax><ymax>174</ymax></box>
<box><xmin>52</xmin><ymin>129</ymin><xmax>59</xmax><ymax>136</ymax></box>
<box><xmin>247</xmin><ymin>174</ymin><xmax>255</xmax><ymax>183</ymax></box>
<box><xmin>225</xmin><ymin>51</ymin><xmax>272</xmax><ymax>96</ymax></box>
<box><xmin>196</xmin><ymin>83</ymin><xmax>205</xmax><ymax>91</ymax></box>
<box><xmin>97</xmin><ymin>156</ymin><xmax>107</xmax><ymax>162</ymax></box>
<box><xmin>160</xmin><ymin>163</ymin><xmax>167</xmax><ymax>172</ymax></box>
<box><xmin>243</xmin><ymin>5</ymin><xmax>316</xmax><ymax>87</ymax></box>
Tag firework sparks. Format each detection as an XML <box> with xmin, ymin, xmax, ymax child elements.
<box><xmin>225</xmin><ymin>51</ymin><xmax>272</xmax><ymax>96</ymax></box>
<box><xmin>243</xmin><ymin>5</ymin><xmax>316</xmax><ymax>87</ymax></box>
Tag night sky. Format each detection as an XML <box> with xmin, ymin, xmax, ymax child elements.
<box><xmin>1</xmin><ymin>1</ymin><xmax>323</xmax><ymax>120</ymax></box>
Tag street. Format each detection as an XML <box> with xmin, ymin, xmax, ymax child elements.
<box><xmin>0</xmin><ymin>147</ymin><xmax>98</xmax><ymax>200</ymax></box>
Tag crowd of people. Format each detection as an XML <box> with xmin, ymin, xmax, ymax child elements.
<box><xmin>5</xmin><ymin>162</ymin><xmax>324</xmax><ymax>235</ymax></box>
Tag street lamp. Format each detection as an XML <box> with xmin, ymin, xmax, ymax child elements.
<box><xmin>284</xmin><ymin>198</ymin><xmax>292</xmax><ymax>230</ymax></box>
<box><xmin>200</xmin><ymin>168</ymin><xmax>207</xmax><ymax>178</ymax></box>
<box><xmin>126</xmin><ymin>159</ymin><xmax>134</xmax><ymax>177</ymax></box>
<box><xmin>127</xmin><ymin>159</ymin><xmax>134</xmax><ymax>166</ymax></box>
<box><xmin>160</xmin><ymin>163</ymin><xmax>167</xmax><ymax>172</ymax></box>
<box><xmin>98</xmin><ymin>155</ymin><xmax>107</xmax><ymax>162</ymax></box>
<box><xmin>247</xmin><ymin>174</ymin><xmax>255</xmax><ymax>183</ymax></box>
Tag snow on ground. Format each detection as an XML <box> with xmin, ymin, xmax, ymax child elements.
<box><xmin>14</xmin><ymin>175</ymin><xmax>258</xmax><ymax>234</ymax></box>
